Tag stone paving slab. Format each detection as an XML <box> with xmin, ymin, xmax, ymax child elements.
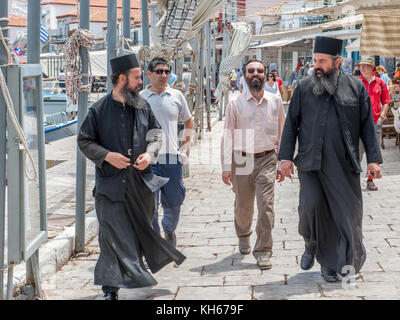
<box><xmin>40</xmin><ymin>113</ymin><xmax>400</xmax><ymax>300</ymax></box>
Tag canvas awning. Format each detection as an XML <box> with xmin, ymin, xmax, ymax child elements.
<box><xmin>346</xmin><ymin>38</ymin><xmax>360</xmax><ymax>53</ymax></box>
<box><xmin>360</xmin><ymin>14</ymin><xmax>400</xmax><ymax>57</ymax></box>
<box><xmin>252</xmin><ymin>14</ymin><xmax>364</xmax><ymax>42</ymax></box>
<box><xmin>285</xmin><ymin>0</ymin><xmax>400</xmax><ymax>18</ymax></box>
<box><xmin>250</xmin><ymin>38</ymin><xmax>302</xmax><ymax>49</ymax></box>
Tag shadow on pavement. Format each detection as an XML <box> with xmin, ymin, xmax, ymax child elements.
<box><xmin>189</xmin><ymin>253</ymin><xmax>260</xmax><ymax>274</ymax></box>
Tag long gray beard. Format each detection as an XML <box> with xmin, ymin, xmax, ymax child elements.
<box><xmin>310</xmin><ymin>69</ymin><xmax>339</xmax><ymax>96</ymax></box>
<box><xmin>121</xmin><ymin>85</ymin><xmax>140</xmax><ymax>108</ymax></box>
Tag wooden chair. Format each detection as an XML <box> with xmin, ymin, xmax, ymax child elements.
<box><xmin>381</xmin><ymin>106</ymin><xmax>397</xmax><ymax>149</ymax></box>
<box><xmin>392</xmin><ymin>105</ymin><xmax>400</xmax><ymax>152</ymax></box>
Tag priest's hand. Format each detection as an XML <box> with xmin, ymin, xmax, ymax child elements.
<box><xmin>222</xmin><ymin>171</ymin><xmax>232</xmax><ymax>186</ymax></box>
<box><xmin>276</xmin><ymin>170</ymin><xmax>284</xmax><ymax>183</ymax></box>
<box><xmin>281</xmin><ymin>160</ymin><xmax>294</xmax><ymax>182</ymax></box>
<box><xmin>134</xmin><ymin>153</ymin><xmax>152</xmax><ymax>171</ymax></box>
<box><xmin>105</xmin><ymin>152</ymin><xmax>130</xmax><ymax>169</ymax></box>
<box><xmin>367</xmin><ymin>162</ymin><xmax>382</xmax><ymax>179</ymax></box>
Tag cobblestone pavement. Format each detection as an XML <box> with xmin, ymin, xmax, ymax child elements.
<box><xmin>41</xmin><ymin>106</ymin><xmax>400</xmax><ymax>300</ymax></box>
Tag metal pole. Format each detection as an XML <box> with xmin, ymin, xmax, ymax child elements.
<box><xmin>198</xmin><ymin>26</ymin><xmax>205</xmax><ymax>140</ymax></box>
<box><xmin>211</xmin><ymin>21</ymin><xmax>216</xmax><ymax>91</ymax></box>
<box><xmin>122</xmin><ymin>0</ymin><xmax>131</xmax><ymax>50</ymax></box>
<box><xmin>25</xmin><ymin>0</ymin><xmax>41</xmax><ymax>295</ymax></box>
<box><xmin>141</xmin><ymin>0</ymin><xmax>150</xmax><ymax>87</ymax></box>
<box><xmin>27</xmin><ymin>0</ymin><xmax>41</xmax><ymax>64</ymax></box>
<box><xmin>107</xmin><ymin>0</ymin><xmax>117</xmax><ymax>93</ymax></box>
<box><xmin>75</xmin><ymin>0</ymin><xmax>90</xmax><ymax>253</ymax></box>
<box><xmin>220</xmin><ymin>18</ymin><xmax>229</xmax><ymax>121</ymax></box>
<box><xmin>206</xmin><ymin>20</ymin><xmax>212</xmax><ymax>131</ymax></box>
<box><xmin>0</xmin><ymin>0</ymin><xmax>8</xmax><ymax>301</ymax></box>
<box><xmin>149</xmin><ymin>3</ymin><xmax>158</xmax><ymax>45</ymax></box>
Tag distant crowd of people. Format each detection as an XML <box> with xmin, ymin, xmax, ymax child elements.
<box><xmin>230</xmin><ymin>67</ymin><xmax>283</xmax><ymax>100</ymax></box>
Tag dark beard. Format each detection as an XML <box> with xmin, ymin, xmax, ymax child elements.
<box><xmin>310</xmin><ymin>68</ymin><xmax>339</xmax><ymax>96</ymax></box>
<box><xmin>245</xmin><ymin>75</ymin><xmax>264</xmax><ymax>91</ymax></box>
<box><xmin>120</xmin><ymin>83</ymin><xmax>140</xmax><ymax>108</ymax></box>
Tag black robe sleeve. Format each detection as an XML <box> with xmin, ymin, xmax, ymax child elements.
<box><xmin>77</xmin><ymin>108</ymin><xmax>110</xmax><ymax>168</ymax></box>
<box><xmin>278</xmin><ymin>84</ymin><xmax>301</xmax><ymax>161</ymax></box>
<box><xmin>359</xmin><ymin>85</ymin><xmax>383</xmax><ymax>164</ymax></box>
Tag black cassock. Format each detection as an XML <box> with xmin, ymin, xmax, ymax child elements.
<box><xmin>278</xmin><ymin>72</ymin><xmax>382</xmax><ymax>274</ymax></box>
<box><xmin>78</xmin><ymin>93</ymin><xmax>186</xmax><ymax>289</ymax></box>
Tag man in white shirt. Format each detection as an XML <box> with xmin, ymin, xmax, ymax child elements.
<box><xmin>140</xmin><ymin>57</ymin><xmax>194</xmax><ymax>248</ymax></box>
<box><xmin>182</xmin><ymin>64</ymin><xmax>192</xmax><ymax>94</ymax></box>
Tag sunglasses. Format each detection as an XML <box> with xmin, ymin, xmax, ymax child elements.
<box><xmin>268</xmin><ymin>75</ymin><xmax>273</xmax><ymax>78</ymax></box>
<box><xmin>247</xmin><ymin>68</ymin><xmax>264</xmax><ymax>74</ymax></box>
<box><xmin>154</xmin><ymin>69</ymin><xmax>171</xmax><ymax>75</ymax></box>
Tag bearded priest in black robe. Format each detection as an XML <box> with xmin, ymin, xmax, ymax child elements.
<box><xmin>78</xmin><ymin>53</ymin><xmax>185</xmax><ymax>300</ymax></box>
<box><xmin>278</xmin><ymin>37</ymin><xmax>382</xmax><ymax>282</ymax></box>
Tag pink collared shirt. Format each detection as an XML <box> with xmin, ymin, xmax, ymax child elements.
<box><xmin>221</xmin><ymin>90</ymin><xmax>286</xmax><ymax>172</ymax></box>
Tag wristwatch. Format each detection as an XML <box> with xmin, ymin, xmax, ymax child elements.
<box><xmin>379</xmin><ymin>115</ymin><xmax>387</xmax><ymax>121</ymax></box>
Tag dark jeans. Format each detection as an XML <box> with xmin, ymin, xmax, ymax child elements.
<box><xmin>151</xmin><ymin>154</ymin><xmax>186</xmax><ymax>234</ymax></box>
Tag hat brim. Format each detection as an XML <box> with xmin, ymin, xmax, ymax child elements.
<box><xmin>359</xmin><ymin>62</ymin><xmax>375</xmax><ymax>66</ymax></box>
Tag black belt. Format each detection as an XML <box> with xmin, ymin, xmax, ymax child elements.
<box><xmin>241</xmin><ymin>150</ymin><xmax>270</xmax><ymax>158</ymax></box>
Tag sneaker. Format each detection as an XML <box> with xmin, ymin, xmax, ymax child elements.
<box><xmin>164</xmin><ymin>231</ymin><xmax>177</xmax><ymax>248</ymax></box>
<box><xmin>367</xmin><ymin>180</ymin><xmax>378</xmax><ymax>191</ymax></box>
<box><xmin>238</xmin><ymin>239</ymin><xmax>251</xmax><ymax>255</ymax></box>
<box><xmin>256</xmin><ymin>253</ymin><xmax>272</xmax><ymax>270</ymax></box>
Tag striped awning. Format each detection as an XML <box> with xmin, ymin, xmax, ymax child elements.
<box><xmin>360</xmin><ymin>14</ymin><xmax>400</xmax><ymax>57</ymax></box>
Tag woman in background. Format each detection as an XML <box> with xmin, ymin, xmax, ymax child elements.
<box><xmin>264</xmin><ymin>72</ymin><xmax>281</xmax><ymax>98</ymax></box>
<box><xmin>376</xmin><ymin>65</ymin><xmax>390</xmax><ymax>89</ymax></box>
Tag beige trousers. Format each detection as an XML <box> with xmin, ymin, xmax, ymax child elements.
<box><xmin>231</xmin><ymin>150</ymin><xmax>277</xmax><ymax>257</ymax></box>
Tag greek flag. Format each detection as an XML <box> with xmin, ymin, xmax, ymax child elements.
<box><xmin>40</xmin><ymin>25</ymin><xmax>49</xmax><ymax>44</ymax></box>
<box><xmin>14</xmin><ymin>45</ymin><xmax>23</xmax><ymax>56</ymax></box>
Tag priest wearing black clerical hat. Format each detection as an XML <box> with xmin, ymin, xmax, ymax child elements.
<box><xmin>277</xmin><ymin>36</ymin><xmax>382</xmax><ymax>282</ymax></box>
<box><xmin>77</xmin><ymin>53</ymin><xmax>186</xmax><ymax>300</ymax></box>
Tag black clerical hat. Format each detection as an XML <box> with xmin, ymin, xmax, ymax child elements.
<box><xmin>110</xmin><ymin>53</ymin><xmax>140</xmax><ymax>74</ymax></box>
<box><xmin>313</xmin><ymin>36</ymin><xmax>343</xmax><ymax>56</ymax></box>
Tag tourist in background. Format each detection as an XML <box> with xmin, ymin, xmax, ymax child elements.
<box><xmin>376</xmin><ymin>65</ymin><xmax>390</xmax><ymax>89</ymax></box>
<box><xmin>264</xmin><ymin>72</ymin><xmax>281</xmax><ymax>99</ymax></box>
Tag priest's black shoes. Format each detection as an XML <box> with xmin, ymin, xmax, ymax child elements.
<box><xmin>300</xmin><ymin>247</ymin><xmax>315</xmax><ymax>270</ymax></box>
<box><xmin>104</xmin><ymin>292</ymin><xmax>118</xmax><ymax>300</ymax></box>
<box><xmin>321</xmin><ymin>266</ymin><xmax>338</xmax><ymax>282</ymax></box>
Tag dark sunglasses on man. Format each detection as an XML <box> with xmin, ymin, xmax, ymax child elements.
<box><xmin>247</xmin><ymin>68</ymin><xmax>264</xmax><ymax>74</ymax></box>
<box><xmin>154</xmin><ymin>69</ymin><xmax>171</xmax><ymax>75</ymax></box>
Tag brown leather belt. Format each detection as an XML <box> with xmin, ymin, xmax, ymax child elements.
<box><xmin>241</xmin><ymin>150</ymin><xmax>270</xmax><ymax>158</ymax></box>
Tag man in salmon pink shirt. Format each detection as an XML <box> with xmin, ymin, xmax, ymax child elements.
<box><xmin>358</xmin><ymin>56</ymin><xmax>391</xmax><ymax>191</ymax></box>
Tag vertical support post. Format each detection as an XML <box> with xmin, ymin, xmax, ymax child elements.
<box><xmin>0</xmin><ymin>0</ymin><xmax>8</xmax><ymax>301</ymax></box>
<box><xmin>206</xmin><ymin>20</ymin><xmax>212</xmax><ymax>131</ymax></box>
<box><xmin>219</xmin><ymin>22</ymin><xmax>229</xmax><ymax>121</ymax></box>
<box><xmin>25</xmin><ymin>0</ymin><xmax>41</xmax><ymax>298</ymax></box>
<box><xmin>149</xmin><ymin>3</ymin><xmax>158</xmax><ymax>45</ymax></box>
<box><xmin>198</xmin><ymin>26</ymin><xmax>205</xmax><ymax>140</ymax></box>
<box><xmin>27</xmin><ymin>0</ymin><xmax>41</xmax><ymax>64</ymax></box>
<box><xmin>107</xmin><ymin>0</ymin><xmax>117</xmax><ymax>93</ymax></box>
<box><xmin>141</xmin><ymin>0</ymin><xmax>150</xmax><ymax>87</ymax></box>
<box><xmin>122</xmin><ymin>0</ymin><xmax>131</xmax><ymax>50</ymax></box>
<box><xmin>75</xmin><ymin>0</ymin><xmax>90</xmax><ymax>253</ymax></box>
<box><xmin>211</xmin><ymin>21</ymin><xmax>216</xmax><ymax>91</ymax></box>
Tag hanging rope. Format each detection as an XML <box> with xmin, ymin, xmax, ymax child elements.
<box><xmin>0</xmin><ymin>23</ymin><xmax>38</xmax><ymax>181</ymax></box>
<box><xmin>63</xmin><ymin>29</ymin><xmax>95</xmax><ymax>105</ymax></box>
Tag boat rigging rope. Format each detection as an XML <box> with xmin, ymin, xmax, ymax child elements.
<box><xmin>0</xmin><ymin>21</ymin><xmax>38</xmax><ymax>181</ymax></box>
<box><xmin>63</xmin><ymin>28</ymin><xmax>95</xmax><ymax>105</ymax></box>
